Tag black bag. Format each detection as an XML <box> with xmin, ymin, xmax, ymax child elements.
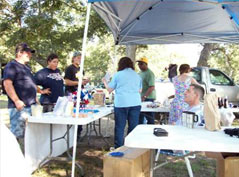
<box><xmin>154</xmin><ymin>128</ymin><xmax>168</xmax><ymax>137</ymax></box>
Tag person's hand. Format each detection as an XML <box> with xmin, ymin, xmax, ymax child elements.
<box><xmin>102</xmin><ymin>78</ymin><xmax>106</xmax><ymax>83</ymax></box>
<box><xmin>41</xmin><ymin>88</ymin><xmax>51</xmax><ymax>95</ymax></box>
<box><xmin>14</xmin><ymin>100</ymin><xmax>25</xmax><ymax>111</ymax></box>
<box><xmin>141</xmin><ymin>96</ymin><xmax>146</xmax><ymax>102</ymax></box>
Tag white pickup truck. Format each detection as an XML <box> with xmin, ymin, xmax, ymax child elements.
<box><xmin>191</xmin><ymin>67</ymin><xmax>239</xmax><ymax>104</ymax></box>
<box><xmin>155</xmin><ymin>67</ymin><xmax>239</xmax><ymax>105</ymax></box>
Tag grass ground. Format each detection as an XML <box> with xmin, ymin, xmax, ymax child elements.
<box><xmin>0</xmin><ymin>94</ymin><xmax>219</xmax><ymax>177</ymax></box>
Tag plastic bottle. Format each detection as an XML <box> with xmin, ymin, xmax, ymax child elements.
<box><xmin>224</xmin><ymin>96</ymin><xmax>228</xmax><ymax>108</ymax></box>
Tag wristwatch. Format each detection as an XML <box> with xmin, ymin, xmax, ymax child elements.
<box><xmin>143</xmin><ymin>95</ymin><xmax>147</xmax><ymax>99</ymax></box>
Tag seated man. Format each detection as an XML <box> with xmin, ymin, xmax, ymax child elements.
<box><xmin>184</xmin><ymin>84</ymin><xmax>205</xmax><ymax>126</ymax></box>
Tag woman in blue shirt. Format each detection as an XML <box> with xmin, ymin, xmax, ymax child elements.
<box><xmin>35</xmin><ymin>53</ymin><xmax>64</xmax><ymax>112</ymax></box>
<box><xmin>102</xmin><ymin>57</ymin><xmax>142</xmax><ymax>148</ymax></box>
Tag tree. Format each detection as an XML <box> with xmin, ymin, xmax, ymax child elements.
<box><xmin>197</xmin><ymin>43</ymin><xmax>216</xmax><ymax>67</ymax></box>
<box><xmin>0</xmin><ymin>0</ymin><xmax>109</xmax><ymax>72</ymax></box>
<box><xmin>209</xmin><ymin>44</ymin><xmax>239</xmax><ymax>82</ymax></box>
<box><xmin>126</xmin><ymin>45</ymin><xmax>137</xmax><ymax>63</ymax></box>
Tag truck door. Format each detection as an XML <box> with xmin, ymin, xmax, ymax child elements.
<box><xmin>208</xmin><ymin>69</ymin><xmax>239</xmax><ymax>103</ymax></box>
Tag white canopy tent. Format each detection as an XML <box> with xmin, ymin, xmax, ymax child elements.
<box><xmin>72</xmin><ymin>0</ymin><xmax>239</xmax><ymax>176</ymax></box>
<box><xmin>89</xmin><ymin>0</ymin><xmax>239</xmax><ymax>45</ymax></box>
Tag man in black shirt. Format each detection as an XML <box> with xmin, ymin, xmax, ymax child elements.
<box><xmin>64</xmin><ymin>51</ymin><xmax>88</xmax><ymax>95</ymax></box>
<box><xmin>64</xmin><ymin>51</ymin><xmax>89</xmax><ymax>142</ymax></box>
<box><xmin>3</xmin><ymin>43</ymin><xmax>36</xmax><ymax>139</ymax></box>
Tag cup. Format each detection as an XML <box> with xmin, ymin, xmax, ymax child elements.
<box><xmin>182</xmin><ymin>111</ymin><xmax>198</xmax><ymax>128</ymax></box>
<box><xmin>31</xmin><ymin>104</ymin><xmax>43</xmax><ymax>117</ymax></box>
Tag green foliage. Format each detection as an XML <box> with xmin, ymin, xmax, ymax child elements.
<box><xmin>0</xmin><ymin>0</ymin><xmax>108</xmax><ymax>70</ymax></box>
<box><xmin>84</xmin><ymin>35</ymin><xmax>116</xmax><ymax>84</ymax></box>
<box><xmin>209</xmin><ymin>44</ymin><xmax>239</xmax><ymax>83</ymax></box>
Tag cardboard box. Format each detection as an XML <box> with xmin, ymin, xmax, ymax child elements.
<box><xmin>103</xmin><ymin>146</ymin><xmax>150</xmax><ymax>177</ymax></box>
<box><xmin>93</xmin><ymin>92</ymin><xmax>105</xmax><ymax>106</ymax></box>
<box><xmin>205</xmin><ymin>152</ymin><xmax>239</xmax><ymax>177</ymax></box>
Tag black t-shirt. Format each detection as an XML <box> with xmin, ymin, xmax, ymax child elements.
<box><xmin>3</xmin><ymin>60</ymin><xmax>37</xmax><ymax>108</ymax></box>
<box><xmin>35</xmin><ymin>68</ymin><xmax>64</xmax><ymax>104</ymax></box>
<box><xmin>64</xmin><ymin>64</ymin><xmax>84</xmax><ymax>93</ymax></box>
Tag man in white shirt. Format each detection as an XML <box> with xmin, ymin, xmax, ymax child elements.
<box><xmin>184</xmin><ymin>84</ymin><xmax>205</xmax><ymax>126</ymax></box>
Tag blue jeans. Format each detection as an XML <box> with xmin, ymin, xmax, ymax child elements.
<box><xmin>139</xmin><ymin>98</ymin><xmax>155</xmax><ymax>124</ymax></box>
<box><xmin>9</xmin><ymin>107</ymin><xmax>31</xmax><ymax>138</ymax></box>
<box><xmin>114</xmin><ymin>105</ymin><xmax>141</xmax><ymax>148</ymax></box>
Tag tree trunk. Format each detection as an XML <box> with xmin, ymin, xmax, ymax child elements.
<box><xmin>34</xmin><ymin>55</ymin><xmax>47</xmax><ymax>67</ymax></box>
<box><xmin>126</xmin><ymin>45</ymin><xmax>137</xmax><ymax>63</ymax></box>
<box><xmin>197</xmin><ymin>43</ymin><xmax>215</xmax><ymax>67</ymax></box>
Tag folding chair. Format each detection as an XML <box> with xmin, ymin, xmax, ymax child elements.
<box><xmin>154</xmin><ymin>149</ymin><xmax>196</xmax><ymax>177</ymax></box>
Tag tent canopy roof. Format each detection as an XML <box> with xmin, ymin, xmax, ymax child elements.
<box><xmin>89</xmin><ymin>0</ymin><xmax>239</xmax><ymax>44</ymax></box>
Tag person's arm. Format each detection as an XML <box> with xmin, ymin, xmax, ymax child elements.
<box><xmin>142</xmin><ymin>71</ymin><xmax>155</xmax><ymax>101</ymax></box>
<box><xmin>64</xmin><ymin>79</ymin><xmax>78</xmax><ymax>86</ymax></box>
<box><xmin>142</xmin><ymin>86</ymin><xmax>155</xmax><ymax>101</ymax></box>
<box><xmin>3</xmin><ymin>79</ymin><xmax>25</xmax><ymax>110</ymax></box>
<box><xmin>36</xmin><ymin>86</ymin><xmax>51</xmax><ymax>95</ymax></box>
<box><xmin>191</xmin><ymin>77</ymin><xmax>199</xmax><ymax>85</ymax></box>
<box><xmin>102</xmin><ymin>78</ymin><xmax>114</xmax><ymax>93</ymax></box>
<box><xmin>65</xmin><ymin>78</ymin><xmax>90</xmax><ymax>86</ymax></box>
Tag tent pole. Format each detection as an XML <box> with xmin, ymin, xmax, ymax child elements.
<box><xmin>71</xmin><ymin>2</ymin><xmax>92</xmax><ymax>177</ymax></box>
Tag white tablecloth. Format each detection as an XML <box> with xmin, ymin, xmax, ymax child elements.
<box><xmin>25</xmin><ymin>107</ymin><xmax>113</xmax><ymax>172</ymax></box>
<box><xmin>125</xmin><ymin>125</ymin><xmax>239</xmax><ymax>153</ymax></box>
<box><xmin>1</xmin><ymin>122</ymin><xmax>31</xmax><ymax>177</ymax></box>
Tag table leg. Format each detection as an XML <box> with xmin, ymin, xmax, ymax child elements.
<box><xmin>150</xmin><ymin>149</ymin><xmax>155</xmax><ymax>177</ymax></box>
<box><xmin>103</xmin><ymin>115</ymin><xmax>111</xmax><ymax>138</ymax></box>
<box><xmin>97</xmin><ymin>118</ymin><xmax>110</xmax><ymax>147</ymax></box>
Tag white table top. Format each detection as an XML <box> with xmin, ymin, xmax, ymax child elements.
<box><xmin>125</xmin><ymin>125</ymin><xmax>239</xmax><ymax>153</ymax></box>
<box><xmin>27</xmin><ymin>107</ymin><xmax>113</xmax><ymax>125</ymax></box>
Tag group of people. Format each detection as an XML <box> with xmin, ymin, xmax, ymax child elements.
<box><xmin>3</xmin><ymin>42</ymin><xmax>205</xmax><ymax>151</ymax></box>
<box><xmin>102</xmin><ymin>56</ymin><xmax>156</xmax><ymax>148</ymax></box>
<box><xmin>103</xmin><ymin>60</ymin><xmax>205</xmax><ymax>148</ymax></box>
<box><xmin>3</xmin><ymin>43</ymin><xmax>88</xmax><ymax>144</ymax></box>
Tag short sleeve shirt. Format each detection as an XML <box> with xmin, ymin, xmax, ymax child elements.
<box><xmin>108</xmin><ymin>68</ymin><xmax>142</xmax><ymax>108</ymax></box>
<box><xmin>35</xmin><ymin>68</ymin><xmax>64</xmax><ymax>104</ymax></box>
<box><xmin>3</xmin><ymin>60</ymin><xmax>37</xmax><ymax>108</ymax></box>
<box><xmin>138</xmin><ymin>68</ymin><xmax>156</xmax><ymax>100</ymax></box>
<box><xmin>64</xmin><ymin>64</ymin><xmax>84</xmax><ymax>93</ymax></box>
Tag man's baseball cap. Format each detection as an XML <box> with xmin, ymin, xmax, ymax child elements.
<box><xmin>72</xmin><ymin>51</ymin><xmax>81</xmax><ymax>58</ymax></box>
<box><xmin>15</xmin><ymin>43</ymin><xmax>35</xmax><ymax>54</ymax></box>
<box><xmin>136</xmin><ymin>57</ymin><xmax>148</xmax><ymax>64</ymax></box>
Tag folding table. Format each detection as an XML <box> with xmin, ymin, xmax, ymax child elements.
<box><xmin>25</xmin><ymin>106</ymin><xmax>113</xmax><ymax>176</ymax></box>
<box><xmin>124</xmin><ymin>124</ymin><xmax>239</xmax><ymax>177</ymax></box>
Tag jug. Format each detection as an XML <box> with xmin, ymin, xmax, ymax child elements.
<box><xmin>182</xmin><ymin>111</ymin><xmax>198</xmax><ymax>128</ymax></box>
<box><xmin>31</xmin><ymin>104</ymin><xmax>43</xmax><ymax>117</ymax></box>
